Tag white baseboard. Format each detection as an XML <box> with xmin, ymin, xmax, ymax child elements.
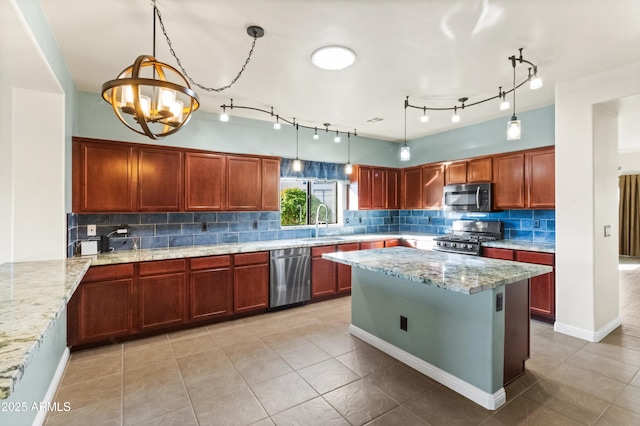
<box><xmin>32</xmin><ymin>348</ymin><xmax>69</xmax><ymax>426</ymax></box>
<box><xmin>349</xmin><ymin>325</ymin><xmax>506</xmax><ymax>410</ymax></box>
<box><xmin>554</xmin><ymin>316</ymin><xmax>622</xmax><ymax>342</ymax></box>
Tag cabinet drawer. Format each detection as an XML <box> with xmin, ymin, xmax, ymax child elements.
<box><xmin>483</xmin><ymin>247</ymin><xmax>515</xmax><ymax>260</ymax></box>
<box><xmin>234</xmin><ymin>251</ymin><xmax>268</xmax><ymax>266</ymax></box>
<box><xmin>360</xmin><ymin>241</ymin><xmax>384</xmax><ymax>250</ymax></box>
<box><xmin>384</xmin><ymin>239</ymin><xmax>400</xmax><ymax>247</ymax></box>
<box><xmin>515</xmin><ymin>251</ymin><xmax>554</xmax><ymax>266</ymax></box>
<box><xmin>190</xmin><ymin>255</ymin><xmax>231</xmax><ymax>270</ymax></box>
<box><xmin>338</xmin><ymin>243</ymin><xmax>360</xmax><ymax>252</ymax></box>
<box><xmin>139</xmin><ymin>259</ymin><xmax>187</xmax><ymax>276</ymax></box>
<box><xmin>311</xmin><ymin>245</ymin><xmax>337</xmax><ymax>257</ymax></box>
<box><xmin>82</xmin><ymin>264</ymin><xmax>134</xmax><ymax>283</ymax></box>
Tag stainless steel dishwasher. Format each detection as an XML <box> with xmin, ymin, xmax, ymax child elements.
<box><xmin>269</xmin><ymin>247</ymin><xmax>311</xmax><ymax>309</ymax></box>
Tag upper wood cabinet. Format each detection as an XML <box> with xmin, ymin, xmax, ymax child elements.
<box><xmin>137</xmin><ymin>148</ymin><xmax>183</xmax><ymax>211</ymax></box>
<box><xmin>401</xmin><ymin>166</ymin><xmax>423</xmax><ymax>209</ymax></box>
<box><xmin>445</xmin><ymin>161</ymin><xmax>467</xmax><ymax>185</ymax></box>
<box><xmin>226</xmin><ymin>156</ymin><xmax>262</xmax><ymax>211</ymax></box>
<box><xmin>422</xmin><ymin>164</ymin><xmax>445</xmax><ymax>209</ymax></box>
<box><xmin>261</xmin><ymin>158</ymin><xmax>281</xmax><ymax>211</ymax></box>
<box><xmin>355</xmin><ymin>166</ymin><xmax>372</xmax><ymax>210</ymax></box>
<box><xmin>526</xmin><ymin>148</ymin><xmax>555</xmax><ymax>209</ymax></box>
<box><xmin>73</xmin><ymin>138</ymin><xmax>280</xmax><ymax>213</ymax></box>
<box><xmin>467</xmin><ymin>157</ymin><xmax>492</xmax><ymax>183</ymax></box>
<box><xmin>185</xmin><ymin>152</ymin><xmax>226</xmax><ymax>211</ymax></box>
<box><xmin>386</xmin><ymin>169</ymin><xmax>401</xmax><ymax>209</ymax></box>
<box><xmin>72</xmin><ymin>139</ymin><xmax>136</xmax><ymax>212</ymax></box>
<box><xmin>371</xmin><ymin>167</ymin><xmax>386</xmax><ymax>209</ymax></box>
<box><xmin>493</xmin><ymin>152</ymin><xmax>526</xmax><ymax>209</ymax></box>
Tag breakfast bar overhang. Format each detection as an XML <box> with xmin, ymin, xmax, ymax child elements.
<box><xmin>323</xmin><ymin>246</ymin><xmax>552</xmax><ymax>410</ymax></box>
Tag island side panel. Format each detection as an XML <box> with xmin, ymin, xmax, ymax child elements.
<box><xmin>350</xmin><ymin>268</ymin><xmax>505</xmax><ymax>395</ymax></box>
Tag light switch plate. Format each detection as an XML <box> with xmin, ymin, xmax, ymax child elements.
<box><xmin>604</xmin><ymin>225</ymin><xmax>611</xmax><ymax>237</ymax></box>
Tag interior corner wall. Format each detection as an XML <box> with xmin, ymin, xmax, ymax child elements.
<box><xmin>0</xmin><ymin>73</ymin><xmax>13</xmax><ymax>264</ymax></box>
<box><xmin>619</xmin><ymin>151</ymin><xmax>640</xmax><ymax>175</ymax></box>
<box><xmin>12</xmin><ymin>88</ymin><xmax>66</xmax><ymax>261</ymax></box>
<box><xmin>555</xmin><ymin>61</ymin><xmax>640</xmax><ymax>341</ymax></box>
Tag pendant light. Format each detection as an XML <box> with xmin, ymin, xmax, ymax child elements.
<box><xmin>334</xmin><ymin>130</ymin><xmax>341</xmax><ymax>143</ymax></box>
<box><xmin>313</xmin><ymin>127</ymin><xmax>319</xmax><ymax>140</ymax></box>
<box><xmin>292</xmin><ymin>122</ymin><xmax>302</xmax><ymax>171</ymax></box>
<box><xmin>507</xmin><ymin>56</ymin><xmax>521</xmax><ymax>141</ymax></box>
<box><xmin>420</xmin><ymin>107</ymin><xmax>429</xmax><ymax>123</ymax></box>
<box><xmin>401</xmin><ymin>97</ymin><xmax>411</xmax><ymax>161</ymax></box>
<box><xmin>102</xmin><ymin>1</ymin><xmax>262</xmax><ymax>139</ymax></box>
<box><xmin>345</xmin><ymin>132</ymin><xmax>353</xmax><ymax>175</ymax></box>
<box><xmin>498</xmin><ymin>87</ymin><xmax>510</xmax><ymax>111</ymax></box>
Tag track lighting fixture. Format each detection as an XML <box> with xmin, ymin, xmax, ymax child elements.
<box><xmin>405</xmin><ymin>48</ymin><xmax>540</xmax><ymax>140</ymax></box>
<box><xmin>102</xmin><ymin>1</ymin><xmax>262</xmax><ymax>139</ymax></box>
<box><xmin>420</xmin><ymin>107</ymin><xmax>429</xmax><ymax>123</ymax></box>
<box><xmin>313</xmin><ymin>127</ymin><xmax>319</xmax><ymax>140</ymax></box>
<box><xmin>334</xmin><ymin>131</ymin><xmax>341</xmax><ymax>143</ymax></box>
<box><xmin>220</xmin><ymin>105</ymin><xmax>229</xmax><ymax>122</ymax></box>
<box><xmin>273</xmin><ymin>115</ymin><xmax>281</xmax><ymax>130</ymax></box>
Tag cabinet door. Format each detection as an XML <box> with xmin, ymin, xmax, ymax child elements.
<box><xmin>261</xmin><ymin>158</ymin><xmax>281</xmax><ymax>211</ymax></box>
<box><xmin>384</xmin><ymin>239</ymin><xmax>400</xmax><ymax>247</ymax></box>
<box><xmin>483</xmin><ymin>247</ymin><xmax>515</xmax><ymax>260</ymax></box>
<box><xmin>190</xmin><ymin>256</ymin><xmax>233</xmax><ymax>322</ymax></box>
<box><xmin>526</xmin><ymin>148</ymin><xmax>555</xmax><ymax>209</ymax></box>
<box><xmin>311</xmin><ymin>245</ymin><xmax>337</xmax><ymax>298</ymax></box>
<box><xmin>72</xmin><ymin>139</ymin><xmax>136</xmax><ymax>212</ymax></box>
<box><xmin>360</xmin><ymin>240</ymin><xmax>384</xmax><ymax>250</ymax></box>
<box><xmin>227</xmin><ymin>156</ymin><xmax>261</xmax><ymax>210</ymax></box>
<box><xmin>138</xmin><ymin>260</ymin><xmax>187</xmax><ymax>331</ymax></box>
<box><xmin>515</xmin><ymin>250</ymin><xmax>555</xmax><ymax>321</ymax></box>
<box><xmin>468</xmin><ymin>157</ymin><xmax>492</xmax><ymax>183</ymax></box>
<box><xmin>422</xmin><ymin>164</ymin><xmax>445</xmax><ymax>209</ymax></box>
<box><xmin>337</xmin><ymin>243</ymin><xmax>359</xmax><ymax>293</ymax></box>
<box><xmin>386</xmin><ymin>169</ymin><xmax>401</xmax><ymax>209</ymax></box>
<box><xmin>493</xmin><ymin>153</ymin><xmax>525</xmax><ymax>209</ymax></box>
<box><xmin>138</xmin><ymin>148</ymin><xmax>183</xmax><ymax>211</ymax></box>
<box><xmin>371</xmin><ymin>168</ymin><xmax>386</xmax><ymax>209</ymax></box>
<box><xmin>185</xmin><ymin>152</ymin><xmax>226</xmax><ymax>211</ymax></box>
<box><xmin>401</xmin><ymin>167</ymin><xmax>423</xmax><ymax>209</ymax></box>
<box><xmin>234</xmin><ymin>264</ymin><xmax>269</xmax><ymax>313</ymax></box>
<box><xmin>358</xmin><ymin>166</ymin><xmax>373</xmax><ymax>210</ymax></box>
<box><xmin>445</xmin><ymin>162</ymin><xmax>467</xmax><ymax>185</ymax></box>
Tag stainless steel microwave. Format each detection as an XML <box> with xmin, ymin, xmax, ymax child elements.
<box><xmin>443</xmin><ymin>183</ymin><xmax>492</xmax><ymax>212</ymax></box>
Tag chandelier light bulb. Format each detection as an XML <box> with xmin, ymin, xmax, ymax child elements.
<box><xmin>168</xmin><ymin>100</ymin><xmax>184</xmax><ymax>124</ymax></box>
<box><xmin>139</xmin><ymin>95</ymin><xmax>152</xmax><ymax>119</ymax></box>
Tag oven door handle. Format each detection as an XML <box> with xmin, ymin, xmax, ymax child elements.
<box><xmin>476</xmin><ymin>186</ymin><xmax>480</xmax><ymax>209</ymax></box>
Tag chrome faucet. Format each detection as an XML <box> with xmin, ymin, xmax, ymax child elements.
<box><xmin>315</xmin><ymin>203</ymin><xmax>329</xmax><ymax>238</ymax></box>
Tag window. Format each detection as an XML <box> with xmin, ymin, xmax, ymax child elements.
<box><xmin>280</xmin><ymin>178</ymin><xmax>338</xmax><ymax>226</ymax></box>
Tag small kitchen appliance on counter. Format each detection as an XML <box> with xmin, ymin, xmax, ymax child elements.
<box><xmin>433</xmin><ymin>220</ymin><xmax>503</xmax><ymax>256</ymax></box>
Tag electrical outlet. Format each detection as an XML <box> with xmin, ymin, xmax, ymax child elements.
<box><xmin>87</xmin><ymin>224</ymin><xmax>96</xmax><ymax>236</ymax></box>
<box><xmin>202</xmin><ymin>222</ymin><xmax>208</xmax><ymax>232</ymax></box>
<box><xmin>345</xmin><ymin>218</ymin><xmax>350</xmax><ymax>224</ymax></box>
<box><xmin>400</xmin><ymin>315</ymin><xmax>408</xmax><ymax>331</ymax></box>
<box><xmin>533</xmin><ymin>219</ymin><xmax>540</xmax><ymax>228</ymax></box>
<box><xmin>252</xmin><ymin>220</ymin><xmax>258</xmax><ymax>229</ymax></box>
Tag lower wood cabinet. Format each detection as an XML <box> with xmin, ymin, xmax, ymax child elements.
<box><xmin>189</xmin><ymin>255</ymin><xmax>233</xmax><ymax>321</ymax></box>
<box><xmin>233</xmin><ymin>252</ymin><xmax>269</xmax><ymax>313</ymax></box>
<box><xmin>482</xmin><ymin>247</ymin><xmax>556</xmax><ymax>322</ymax></box>
<box><xmin>67</xmin><ymin>264</ymin><xmax>134</xmax><ymax>346</ymax></box>
<box><xmin>360</xmin><ymin>240</ymin><xmax>384</xmax><ymax>250</ymax></box>
<box><xmin>337</xmin><ymin>243</ymin><xmax>359</xmax><ymax>293</ymax></box>
<box><xmin>311</xmin><ymin>245</ymin><xmax>338</xmax><ymax>298</ymax></box>
<box><xmin>138</xmin><ymin>259</ymin><xmax>187</xmax><ymax>331</ymax></box>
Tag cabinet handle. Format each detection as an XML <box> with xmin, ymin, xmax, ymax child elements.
<box><xmin>476</xmin><ymin>186</ymin><xmax>480</xmax><ymax>209</ymax></box>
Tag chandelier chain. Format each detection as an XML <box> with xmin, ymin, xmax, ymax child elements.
<box><xmin>154</xmin><ymin>6</ymin><xmax>258</xmax><ymax>93</ymax></box>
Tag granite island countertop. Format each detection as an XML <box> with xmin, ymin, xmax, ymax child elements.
<box><xmin>481</xmin><ymin>240</ymin><xmax>555</xmax><ymax>253</ymax></box>
<box><xmin>323</xmin><ymin>246</ymin><xmax>552</xmax><ymax>294</ymax></box>
<box><xmin>0</xmin><ymin>258</ymin><xmax>91</xmax><ymax>400</ymax></box>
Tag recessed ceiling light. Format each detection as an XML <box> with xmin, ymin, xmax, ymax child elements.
<box><xmin>311</xmin><ymin>46</ymin><xmax>356</xmax><ymax>70</ymax></box>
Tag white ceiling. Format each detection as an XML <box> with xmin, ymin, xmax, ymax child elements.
<box><xmin>40</xmin><ymin>0</ymin><xmax>640</xmax><ymax>145</ymax></box>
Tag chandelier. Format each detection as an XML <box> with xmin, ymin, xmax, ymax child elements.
<box><xmin>102</xmin><ymin>1</ymin><xmax>263</xmax><ymax>139</ymax></box>
<box><xmin>405</xmin><ymin>48</ymin><xmax>541</xmax><ymax>141</ymax></box>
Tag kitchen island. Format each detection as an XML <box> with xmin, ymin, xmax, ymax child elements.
<box><xmin>323</xmin><ymin>246</ymin><xmax>552</xmax><ymax>410</ymax></box>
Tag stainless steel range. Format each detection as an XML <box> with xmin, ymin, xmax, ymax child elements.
<box><xmin>433</xmin><ymin>220</ymin><xmax>503</xmax><ymax>256</ymax></box>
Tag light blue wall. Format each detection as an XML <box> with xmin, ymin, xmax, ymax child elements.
<box><xmin>406</xmin><ymin>105</ymin><xmax>555</xmax><ymax>166</ymax></box>
<box><xmin>75</xmin><ymin>91</ymin><xmax>401</xmax><ymax>168</ymax></box>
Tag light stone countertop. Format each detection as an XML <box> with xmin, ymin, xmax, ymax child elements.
<box><xmin>481</xmin><ymin>240</ymin><xmax>555</xmax><ymax>253</ymax></box>
<box><xmin>323</xmin><ymin>246</ymin><xmax>553</xmax><ymax>295</ymax></box>
<box><xmin>0</xmin><ymin>258</ymin><xmax>91</xmax><ymax>400</ymax></box>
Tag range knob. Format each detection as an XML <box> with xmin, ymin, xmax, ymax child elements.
<box><xmin>467</xmin><ymin>244</ymin><xmax>474</xmax><ymax>249</ymax></box>
<box><xmin>451</xmin><ymin>243</ymin><xmax>457</xmax><ymax>248</ymax></box>
<box><xmin>436</xmin><ymin>241</ymin><xmax>442</xmax><ymax>246</ymax></box>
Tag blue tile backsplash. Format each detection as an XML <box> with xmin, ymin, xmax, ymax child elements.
<box><xmin>67</xmin><ymin>208</ymin><xmax>554</xmax><ymax>257</ymax></box>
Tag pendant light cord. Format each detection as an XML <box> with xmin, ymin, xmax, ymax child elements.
<box><xmin>511</xmin><ymin>60</ymin><xmax>517</xmax><ymax>119</ymax></box>
<box><xmin>404</xmin><ymin>97</ymin><xmax>408</xmax><ymax>147</ymax></box>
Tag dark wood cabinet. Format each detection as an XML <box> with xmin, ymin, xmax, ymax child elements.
<box><xmin>384</xmin><ymin>239</ymin><xmax>400</xmax><ymax>247</ymax></box>
<box><xmin>185</xmin><ymin>152</ymin><xmax>226</xmax><ymax>211</ymax></box>
<box><xmin>360</xmin><ymin>240</ymin><xmax>384</xmax><ymax>250</ymax></box>
<box><xmin>233</xmin><ymin>252</ymin><xmax>269</xmax><ymax>313</ymax></box>
<box><xmin>526</xmin><ymin>148</ymin><xmax>555</xmax><ymax>209</ymax></box>
<box><xmin>355</xmin><ymin>166</ymin><xmax>372</xmax><ymax>210</ymax></box>
<box><xmin>503</xmin><ymin>279</ymin><xmax>530</xmax><ymax>385</ymax></box>
<box><xmin>402</xmin><ymin>166</ymin><xmax>423</xmax><ymax>209</ymax></box>
<box><xmin>337</xmin><ymin>243</ymin><xmax>359</xmax><ymax>293</ymax></box>
<box><xmin>226</xmin><ymin>156</ymin><xmax>262</xmax><ymax>211</ymax></box>
<box><xmin>189</xmin><ymin>255</ymin><xmax>233</xmax><ymax>322</ymax></box>
<box><xmin>445</xmin><ymin>161</ymin><xmax>467</xmax><ymax>184</ymax></box>
<box><xmin>483</xmin><ymin>247</ymin><xmax>556</xmax><ymax>323</ymax></box>
<box><xmin>72</xmin><ymin>139</ymin><xmax>136</xmax><ymax>213</ymax></box>
<box><xmin>493</xmin><ymin>152</ymin><xmax>526</xmax><ymax>209</ymax></box>
<box><xmin>67</xmin><ymin>264</ymin><xmax>134</xmax><ymax>346</ymax></box>
<box><xmin>515</xmin><ymin>251</ymin><xmax>555</xmax><ymax>322</ymax></box>
<box><xmin>371</xmin><ymin>168</ymin><xmax>386</xmax><ymax>209</ymax></box>
<box><xmin>386</xmin><ymin>169</ymin><xmax>401</xmax><ymax>209</ymax></box>
<box><xmin>311</xmin><ymin>245</ymin><xmax>338</xmax><ymax>298</ymax></box>
<box><xmin>261</xmin><ymin>158</ymin><xmax>281</xmax><ymax>211</ymax></box>
<box><xmin>422</xmin><ymin>164</ymin><xmax>445</xmax><ymax>209</ymax></box>
<box><xmin>137</xmin><ymin>148</ymin><xmax>183</xmax><ymax>211</ymax></box>
<box><xmin>467</xmin><ymin>157</ymin><xmax>492</xmax><ymax>183</ymax></box>
<box><xmin>138</xmin><ymin>260</ymin><xmax>187</xmax><ymax>331</ymax></box>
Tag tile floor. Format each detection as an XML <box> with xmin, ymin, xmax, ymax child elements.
<box><xmin>45</xmin><ymin>258</ymin><xmax>640</xmax><ymax>425</ymax></box>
